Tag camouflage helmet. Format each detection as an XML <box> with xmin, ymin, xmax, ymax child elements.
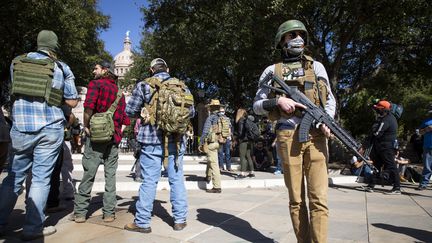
<box><xmin>274</xmin><ymin>20</ymin><xmax>308</xmax><ymax>49</ymax></box>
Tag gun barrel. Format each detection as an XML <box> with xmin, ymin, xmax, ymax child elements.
<box><xmin>258</xmin><ymin>71</ymin><xmax>369</xmax><ymax>164</ymax></box>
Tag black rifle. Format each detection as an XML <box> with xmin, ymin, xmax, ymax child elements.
<box><xmin>354</xmin><ymin>144</ymin><xmax>379</xmax><ymax>182</ymax></box>
<box><xmin>259</xmin><ymin>72</ymin><xmax>371</xmax><ymax>164</ymax></box>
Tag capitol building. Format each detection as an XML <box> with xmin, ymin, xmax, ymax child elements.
<box><xmin>113</xmin><ymin>31</ymin><xmax>134</xmax><ymax>80</ymax></box>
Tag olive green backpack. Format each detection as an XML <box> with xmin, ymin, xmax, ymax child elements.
<box><xmin>89</xmin><ymin>90</ymin><xmax>122</xmax><ymax>143</ymax></box>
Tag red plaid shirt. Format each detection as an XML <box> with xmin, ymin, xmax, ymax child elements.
<box><xmin>84</xmin><ymin>78</ymin><xmax>130</xmax><ymax>144</ymax></box>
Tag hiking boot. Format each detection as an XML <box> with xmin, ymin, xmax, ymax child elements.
<box><xmin>46</xmin><ymin>204</ymin><xmax>67</xmax><ymax>213</ymax></box>
<box><xmin>124</xmin><ymin>222</ymin><xmax>151</xmax><ymax>233</ymax></box>
<box><xmin>416</xmin><ymin>185</ymin><xmax>427</xmax><ymax>191</ymax></box>
<box><xmin>384</xmin><ymin>189</ymin><xmax>401</xmax><ymax>195</ymax></box>
<box><xmin>206</xmin><ymin>188</ymin><xmax>222</xmax><ymax>193</ymax></box>
<box><xmin>362</xmin><ymin>185</ymin><xmax>374</xmax><ymax>193</ymax></box>
<box><xmin>173</xmin><ymin>222</ymin><xmax>187</xmax><ymax>231</ymax></box>
<box><xmin>21</xmin><ymin>226</ymin><xmax>56</xmax><ymax>241</ymax></box>
<box><xmin>69</xmin><ymin>214</ymin><xmax>86</xmax><ymax>223</ymax></box>
<box><xmin>103</xmin><ymin>215</ymin><xmax>116</xmax><ymax>223</ymax></box>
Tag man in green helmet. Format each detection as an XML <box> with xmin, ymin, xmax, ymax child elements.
<box><xmin>253</xmin><ymin>19</ymin><xmax>336</xmax><ymax>243</ymax></box>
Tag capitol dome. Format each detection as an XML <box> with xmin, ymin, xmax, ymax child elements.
<box><xmin>113</xmin><ymin>31</ymin><xmax>134</xmax><ymax>79</ymax></box>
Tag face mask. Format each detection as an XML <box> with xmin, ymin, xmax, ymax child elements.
<box><xmin>284</xmin><ymin>36</ymin><xmax>305</xmax><ymax>56</ymax></box>
<box><xmin>219</xmin><ymin>111</ymin><xmax>225</xmax><ymax>115</ymax></box>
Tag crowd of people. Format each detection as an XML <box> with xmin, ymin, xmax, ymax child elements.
<box><xmin>0</xmin><ymin>18</ymin><xmax>431</xmax><ymax>243</ymax></box>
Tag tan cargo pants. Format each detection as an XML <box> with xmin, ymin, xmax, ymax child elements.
<box><xmin>277</xmin><ymin>128</ymin><xmax>329</xmax><ymax>243</ymax></box>
<box><xmin>206</xmin><ymin>142</ymin><xmax>221</xmax><ymax>189</ymax></box>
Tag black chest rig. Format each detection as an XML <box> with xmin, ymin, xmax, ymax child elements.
<box><xmin>267</xmin><ymin>55</ymin><xmax>328</xmax><ymax>121</ymax></box>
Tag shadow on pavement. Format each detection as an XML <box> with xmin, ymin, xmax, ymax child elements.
<box><xmin>45</xmin><ymin>200</ymin><xmax>74</xmax><ymax>227</ymax></box>
<box><xmin>196</xmin><ymin>208</ymin><xmax>275</xmax><ymax>243</ymax></box>
<box><xmin>372</xmin><ymin>223</ymin><xmax>432</xmax><ymax>242</ymax></box>
<box><xmin>153</xmin><ymin>199</ymin><xmax>172</xmax><ymax>227</ymax></box>
<box><xmin>118</xmin><ymin>197</ymin><xmax>173</xmax><ymax>227</ymax></box>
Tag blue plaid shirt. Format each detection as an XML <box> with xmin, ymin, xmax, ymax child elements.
<box><xmin>126</xmin><ymin>72</ymin><xmax>195</xmax><ymax>145</ymax></box>
<box><xmin>200</xmin><ymin>112</ymin><xmax>220</xmax><ymax>146</ymax></box>
<box><xmin>10</xmin><ymin>51</ymin><xmax>78</xmax><ymax>132</ymax></box>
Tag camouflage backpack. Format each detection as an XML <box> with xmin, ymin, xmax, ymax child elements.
<box><xmin>214</xmin><ymin>116</ymin><xmax>231</xmax><ymax>144</ymax></box>
<box><xmin>143</xmin><ymin>77</ymin><xmax>194</xmax><ymax>165</ymax></box>
<box><xmin>144</xmin><ymin>77</ymin><xmax>194</xmax><ymax>134</ymax></box>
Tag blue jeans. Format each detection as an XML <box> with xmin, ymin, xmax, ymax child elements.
<box><xmin>273</xmin><ymin>145</ymin><xmax>282</xmax><ymax>172</ymax></box>
<box><xmin>134</xmin><ymin>142</ymin><xmax>187</xmax><ymax>228</ymax></box>
<box><xmin>420</xmin><ymin>148</ymin><xmax>432</xmax><ymax>187</ymax></box>
<box><xmin>218</xmin><ymin>139</ymin><xmax>231</xmax><ymax>170</ymax></box>
<box><xmin>352</xmin><ymin>163</ymin><xmax>373</xmax><ymax>182</ymax></box>
<box><xmin>0</xmin><ymin>126</ymin><xmax>63</xmax><ymax>234</ymax></box>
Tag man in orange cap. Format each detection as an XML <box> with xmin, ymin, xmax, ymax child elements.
<box><xmin>363</xmin><ymin>100</ymin><xmax>401</xmax><ymax>194</ymax></box>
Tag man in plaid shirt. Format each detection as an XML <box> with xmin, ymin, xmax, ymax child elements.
<box><xmin>0</xmin><ymin>30</ymin><xmax>78</xmax><ymax>240</ymax></box>
<box><xmin>72</xmin><ymin>61</ymin><xmax>130</xmax><ymax>224</ymax></box>
<box><xmin>124</xmin><ymin>58</ymin><xmax>194</xmax><ymax>233</ymax></box>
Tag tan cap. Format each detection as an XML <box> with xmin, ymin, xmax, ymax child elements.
<box><xmin>206</xmin><ymin>99</ymin><xmax>221</xmax><ymax>107</ymax></box>
<box><xmin>150</xmin><ymin>58</ymin><xmax>167</xmax><ymax>68</ymax></box>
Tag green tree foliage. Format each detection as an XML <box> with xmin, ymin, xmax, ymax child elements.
<box><xmin>131</xmin><ymin>0</ymin><xmax>432</xmax><ymax>137</ymax></box>
<box><xmin>0</xmin><ymin>0</ymin><xmax>111</xmax><ymax>88</ymax></box>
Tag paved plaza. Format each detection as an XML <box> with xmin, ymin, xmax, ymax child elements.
<box><xmin>0</xmin><ymin>155</ymin><xmax>431</xmax><ymax>242</ymax></box>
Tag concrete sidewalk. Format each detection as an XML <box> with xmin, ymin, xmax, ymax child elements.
<box><xmin>1</xmin><ymin>182</ymin><xmax>432</xmax><ymax>242</ymax></box>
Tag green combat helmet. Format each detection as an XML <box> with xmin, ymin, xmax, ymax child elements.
<box><xmin>274</xmin><ymin>19</ymin><xmax>308</xmax><ymax>49</ymax></box>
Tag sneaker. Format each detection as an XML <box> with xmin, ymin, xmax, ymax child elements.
<box><xmin>206</xmin><ymin>188</ymin><xmax>222</xmax><ymax>193</ymax></box>
<box><xmin>362</xmin><ymin>185</ymin><xmax>374</xmax><ymax>193</ymax></box>
<box><xmin>69</xmin><ymin>214</ymin><xmax>86</xmax><ymax>223</ymax></box>
<box><xmin>273</xmin><ymin>170</ymin><xmax>282</xmax><ymax>175</ymax></box>
<box><xmin>124</xmin><ymin>222</ymin><xmax>151</xmax><ymax>233</ymax></box>
<box><xmin>247</xmin><ymin>173</ymin><xmax>255</xmax><ymax>178</ymax></box>
<box><xmin>46</xmin><ymin>204</ymin><xmax>67</xmax><ymax>213</ymax></box>
<box><xmin>173</xmin><ymin>222</ymin><xmax>187</xmax><ymax>231</ymax></box>
<box><xmin>103</xmin><ymin>214</ymin><xmax>116</xmax><ymax>223</ymax></box>
<box><xmin>415</xmin><ymin>185</ymin><xmax>427</xmax><ymax>191</ymax></box>
<box><xmin>384</xmin><ymin>189</ymin><xmax>401</xmax><ymax>195</ymax></box>
<box><xmin>235</xmin><ymin>174</ymin><xmax>246</xmax><ymax>180</ymax></box>
<box><xmin>21</xmin><ymin>226</ymin><xmax>56</xmax><ymax>241</ymax></box>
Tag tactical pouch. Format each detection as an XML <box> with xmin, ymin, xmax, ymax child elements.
<box><xmin>12</xmin><ymin>56</ymin><xmax>63</xmax><ymax>106</ymax></box>
<box><xmin>89</xmin><ymin>90</ymin><xmax>122</xmax><ymax>143</ymax></box>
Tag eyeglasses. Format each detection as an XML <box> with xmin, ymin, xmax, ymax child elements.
<box><xmin>285</xmin><ymin>31</ymin><xmax>305</xmax><ymax>40</ymax></box>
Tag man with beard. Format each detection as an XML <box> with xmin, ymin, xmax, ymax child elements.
<box><xmin>71</xmin><ymin>61</ymin><xmax>130</xmax><ymax>223</ymax></box>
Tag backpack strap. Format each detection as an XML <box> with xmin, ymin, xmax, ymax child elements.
<box><xmin>144</xmin><ymin>77</ymin><xmax>162</xmax><ymax>125</ymax></box>
<box><xmin>36</xmin><ymin>51</ymin><xmax>67</xmax><ymax>79</ymax></box>
<box><xmin>108</xmin><ymin>89</ymin><xmax>122</xmax><ymax>114</ymax></box>
<box><xmin>274</xmin><ymin>62</ymin><xmax>283</xmax><ymax>80</ymax></box>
